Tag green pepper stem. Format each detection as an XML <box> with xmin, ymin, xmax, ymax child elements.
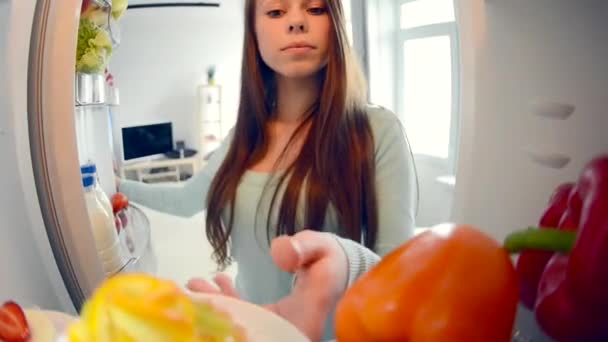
<box><xmin>503</xmin><ymin>227</ymin><xmax>577</xmax><ymax>254</ymax></box>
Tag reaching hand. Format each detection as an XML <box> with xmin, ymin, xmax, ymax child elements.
<box><xmin>187</xmin><ymin>230</ymin><xmax>349</xmax><ymax>342</ymax></box>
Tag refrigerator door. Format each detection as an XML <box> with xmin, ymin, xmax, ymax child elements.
<box><xmin>28</xmin><ymin>0</ymin><xmax>105</xmax><ymax>310</ymax></box>
<box><xmin>0</xmin><ymin>0</ymin><xmax>76</xmax><ymax>313</ymax></box>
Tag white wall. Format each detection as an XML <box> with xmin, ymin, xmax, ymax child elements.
<box><xmin>454</xmin><ymin>0</ymin><xmax>608</xmax><ymax>241</ymax></box>
<box><xmin>0</xmin><ymin>0</ymin><xmax>74</xmax><ymax>313</ymax></box>
<box><xmin>110</xmin><ymin>1</ymin><xmax>244</xmax><ymax>158</ymax></box>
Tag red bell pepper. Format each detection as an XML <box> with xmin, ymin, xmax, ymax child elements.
<box><xmin>505</xmin><ymin>155</ymin><xmax>608</xmax><ymax>341</ymax></box>
<box><xmin>515</xmin><ymin>182</ymin><xmax>574</xmax><ymax>309</ymax></box>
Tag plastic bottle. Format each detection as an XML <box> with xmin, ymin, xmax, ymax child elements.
<box><xmin>81</xmin><ymin>163</ymin><xmax>136</xmax><ymax>255</ymax></box>
<box><xmin>82</xmin><ymin>175</ymin><xmax>124</xmax><ymax>275</ymax></box>
<box><xmin>81</xmin><ymin>163</ymin><xmax>113</xmax><ymax>217</ymax></box>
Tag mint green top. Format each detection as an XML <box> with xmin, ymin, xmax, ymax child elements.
<box><xmin>120</xmin><ymin>106</ymin><xmax>418</xmax><ymax>340</ymax></box>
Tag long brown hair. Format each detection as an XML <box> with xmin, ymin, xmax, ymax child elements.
<box><xmin>205</xmin><ymin>0</ymin><xmax>377</xmax><ymax>269</ymax></box>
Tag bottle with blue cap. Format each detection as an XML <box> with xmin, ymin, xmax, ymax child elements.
<box><xmin>82</xmin><ymin>174</ymin><xmax>125</xmax><ymax>275</ymax></box>
<box><xmin>80</xmin><ymin>163</ymin><xmax>113</xmax><ymax>218</ymax></box>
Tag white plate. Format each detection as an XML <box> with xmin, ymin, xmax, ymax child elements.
<box><xmin>189</xmin><ymin>293</ymin><xmax>310</xmax><ymax>342</ymax></box>
<box><xmin>22</xmin><ymin>309</ymin><xmax>76</xmax><ymax>342</ymax></box>
<box><xmin>48</xmin><ymin>296</ymin><xmax>309</xmax><ymax>342</ymax></box>
<box><xmin>42</xmin><ymin>310</ymin><xmax>78</xmax><ymax>331</ymax></box>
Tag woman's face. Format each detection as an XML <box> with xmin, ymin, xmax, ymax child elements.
<box><xmin>254</xmin><ymin>0</ymin><xmax>331</xmax><ymax>79</ymax></box>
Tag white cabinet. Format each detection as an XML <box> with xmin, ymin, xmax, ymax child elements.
<box><xmin>120</xmin><ymin>156</ymin><xmax>203</xmax><ymax>184</ymax></box>
<box><xmin>197</xmin><ymin>84</ymin><xmax>222</xmax><ymax>158</ymax></box>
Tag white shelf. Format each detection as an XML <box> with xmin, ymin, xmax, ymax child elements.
<box><xmin>197</xmin><ymin>84</ymin><xmax>223</xmax><ymax>155</ymax></box>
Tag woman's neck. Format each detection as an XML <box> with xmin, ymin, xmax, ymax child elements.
<box><xmin>274</xmin><ymin>74</ymin><xmax>320</xmax><ymax>124</ymax></box>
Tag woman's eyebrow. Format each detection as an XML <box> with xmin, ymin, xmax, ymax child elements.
<box><xmin>304</xmin><ymin>0</ymin><xmax>325</xmax><ymax>5</ymax></box>
<box><xmin>259</xmin><ymin>0</ymin><xmax>285</xmax><ymax>9</ymax></box>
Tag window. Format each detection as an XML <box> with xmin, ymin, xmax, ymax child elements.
<box><xmin>400</xmin><ymin>0</ymin><xmax>455</xmax><ymax>29</ymax></box>
<box><xmin>403</xmin><ymin>35</ymin><xmax>452</xmax><ymax>158</ymax></box>
<box><xmin>397</xmin><ymin>0</ymin><xmax>459</xmax><ymax>171</ymax></box>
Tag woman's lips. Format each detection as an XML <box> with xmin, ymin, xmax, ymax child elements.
<box><xmin>283</xmin><ymin>46</ymin><xmax>314</xmax><ymax>54</ymax></box>
<box><xmin>282</xmin><ymin>42</ymin><xmax>316</xmax><ymax>54</ymax></box>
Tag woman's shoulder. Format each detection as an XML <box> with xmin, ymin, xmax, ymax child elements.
<box><xmin>362</xmin><ymin>104</ymin><xmax>404</xmax><ymax>139</ymax></box>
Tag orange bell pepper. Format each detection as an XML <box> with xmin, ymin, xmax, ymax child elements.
<box><xmin>335</xmin><ymin>224</ymin><xmax>519</xmax><ymax>342</ymax></box>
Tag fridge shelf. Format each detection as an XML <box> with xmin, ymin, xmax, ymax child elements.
<box><xmin>111</xmin><ymin>204</ymin><xmax>157</xmax><ymax>276</ymax></box>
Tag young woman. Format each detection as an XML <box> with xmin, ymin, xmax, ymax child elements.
<box><xmin>119</xmin><ymin>0</ymin><xmax>418</xmax><ymax>340</ymax></box>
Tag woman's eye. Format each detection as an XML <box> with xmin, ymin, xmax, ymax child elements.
<box><xmin>307</xmin><ymin>7</ymin><xmax>327</xmax><ymax>15</ymax></box>
<box><xmin>266</xmin><ymin>9</ymin><xmax>284</xmax><ymax>18</ymax></box>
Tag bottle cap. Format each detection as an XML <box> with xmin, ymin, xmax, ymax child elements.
<box><xmin>80</xmin><ymin>163</ymin><xmax>97</xmax><ymax>175</ymax></box>
<box><xmin>82</xmin><ymin>175</ymin><xmax>95</xmax><ymax>188</ymax></box>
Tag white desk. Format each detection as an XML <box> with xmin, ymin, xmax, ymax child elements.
<box><xmin>120</xmin><ymin>156</ymin><xmax>204</xmax><ymax>184</ymax></box>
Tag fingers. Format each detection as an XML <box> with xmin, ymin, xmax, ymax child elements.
<box><xmin>271</xmin><ymin>235</ymin><xmax>302</xmax><ymax>272</ymax></box>
<box><xmin>186</xmin><ymin>273</ymin><xmax>239</xmax><ymax>299</ymax></box>
<box><xmin>271</xmin><ymin>230</ymin><xmax>333</xmax><ymax>273</ymax></box>
<box><xmin>213</xmin><ymin>273</ymin><xmax>240</xmax><ymax>298</ymax></box>
<box><xmin>186</xmin><ymin>277</ymin><xmax>221</xmax><ymax>294</ymax></box>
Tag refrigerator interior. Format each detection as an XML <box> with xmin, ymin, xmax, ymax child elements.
<box><xmin>0</xmin><ymin>0</ymin><xmax>607</xmax><ymax>340</ymax></box>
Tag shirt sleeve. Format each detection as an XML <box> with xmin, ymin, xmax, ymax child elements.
<box><xmin>371</xmin><ymin>107</ymin><xmax>418</xmax><ymax>256</ymax></box>
<box><xmin>334</xmin><ymin>107</ymin><xmax>418</xmax><ymax>286</ymax></box>
<box><xmin>118</xmin><ymin>131</ymin><xmax>234</xmax><ymax>218</ymax></box>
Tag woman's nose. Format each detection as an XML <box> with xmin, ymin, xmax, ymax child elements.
<box><xmin>287</xmin><ymin>11</ymin><xmax>308</xmax><ymax>33</ymax></box>
<box><xmin>289</xmin><ymin>23</ymin><xmax>306</xmax><ymax>33</ymax></box>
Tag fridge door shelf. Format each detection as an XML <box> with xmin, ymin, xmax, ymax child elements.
<box><xmin>75</xmin><ymin>73</ymin><xmax>106</xmax><ymax>106</ymax></box>
<box><xmin>75</xmin><ymin>73</ymin><xmax>119</xmax><ymax>107</ymax></box>
<box><xmin>112</xmin><ymin>204</ymin><xmax>157</xmax><ymax>276</ymax></box>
